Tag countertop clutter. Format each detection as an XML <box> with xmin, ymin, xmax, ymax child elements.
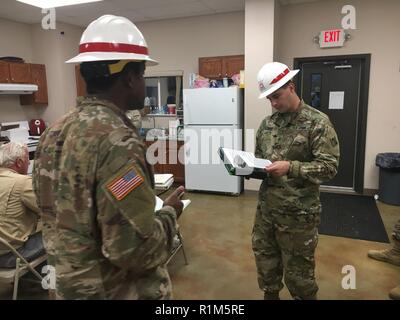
<box><xmin>140</xmin><ymin>126</ymin><xmax>184</xmax><ymax>141</ymax></box>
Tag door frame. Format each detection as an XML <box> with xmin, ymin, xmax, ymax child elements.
<box><xmin>293</xmin><ymin>54</ymin><xmax>371</xmax><ymax>194</ymax></box>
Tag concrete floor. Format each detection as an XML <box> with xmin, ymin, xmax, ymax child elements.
<box><xmin>1</xmin><ymin>190</ymin><xmax>399</xmax><ymax>300</ymax></box>
<box><xmin>169</xmin><ymin>191</ymin><xmax>400</xmax><ymax>300</ymax></box>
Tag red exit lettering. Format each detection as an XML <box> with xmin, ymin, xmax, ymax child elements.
<box><xmin>324</xmin><ymin>30</ymin><xmax>341</xmax><ymax>43</ymax></box>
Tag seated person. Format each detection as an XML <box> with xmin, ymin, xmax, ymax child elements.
<box><xmin>0</xmin><ymin>142</ymin><xmax>44</xmax><ymax>268</ymax></box>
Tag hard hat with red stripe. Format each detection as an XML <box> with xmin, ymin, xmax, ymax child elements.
<box><xmin>66</xmin><ymin>15</ymin><xmax>158</xmax><ymax>67</ymax></box>
<box><xmin>257</xmin><ymin>62</ymin><xmax>299</xmax><ymax>99</ymax></box>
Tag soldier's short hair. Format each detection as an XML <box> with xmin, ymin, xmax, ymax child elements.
<box><xmin>80</xmin><ymin>60</ymin><xmax>145</xmax><ymax>94</ymax></box>
<box><xmin>0</xmin><ymin>142</ymin><xmax>28</xmax><ymax>168</ymax></box>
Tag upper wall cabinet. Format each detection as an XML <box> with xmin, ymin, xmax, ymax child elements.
<box><xmin>9</xmin><ymin>62</ymin><xmax>31</xmax><ymax>83</ymax></box>
<box><xmin>0</xmin><ymin>61</ymin><xmax>10</xmax><ymax>82</ymax></box>
<box><xmin>199</xmin><ymin>54</ymin><xmax>244</xmax><ymax>79</ymax></box>
<box><xmin>20</xmin><ymin>64</ymin><xmax>48</xmax><ymax>106</ymax></box>
<box><xmin>0</xmin><ymin>60</ymin><xmax>48</xmax><ymax>105</ymax></box>
<box><xmin>0</xmin><ymin>61</ymin><xmax>31</xmax><ymax>83</ymax></box>
<box><xmin>199</xmin><ymin>57</ymin><xmax>224</xmax><ymax>79</ymax></box>
<box><xmin>223</xmin><ymin>55</ymin><xmax>245</xmax><ymax>78</ymax></box>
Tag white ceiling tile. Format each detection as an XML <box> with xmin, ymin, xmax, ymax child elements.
<box><xmin>55</xmin><ymin>0</ymin><xmax>117</xmax><ymax>17</ymax></box>
<box><xmin>0</xmin><ymin>0</ymin><xmax>43</xmax><ymax>24</ymax></box>
<box><xmin>110</xmin><ymin>0</ymin><xmax>198</xmax><ymax>10</ymax></box>
<box><xmin>0</xmin><ymin>0</ymin><xmax>323</xmax><ymax>26</ymax></box>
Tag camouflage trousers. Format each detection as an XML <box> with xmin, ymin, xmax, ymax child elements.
<box><xmin>252</xmin><ymin>206</ymin><xmax>320</xmax><ymax>299</ymax></box>
<box><xmin>393</xmin><ymin>218</ymin><xmax>400</xmax><ymax>241</ymax></box>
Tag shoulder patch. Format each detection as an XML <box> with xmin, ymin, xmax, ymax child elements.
<box><xmin>107</xmin><ymin>166</ymin><xmax>144</xmax><ymax>201</ymax></box>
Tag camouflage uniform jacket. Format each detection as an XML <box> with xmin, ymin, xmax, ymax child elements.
<box><xmin>255</xmin><ymin>100</ymin><xmax>340</xmax><ymax>215</ymax></box>
<box><xmin>32</xmin><ymin>97</ymin><xmax>178</xmax><ymax>299</ymax></box>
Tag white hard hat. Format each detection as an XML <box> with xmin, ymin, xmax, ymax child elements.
<box><xmin>66</xmin><ymin>15</ymin><xmax>158</xmax><ymax>66</ymax></box>
<box><xmin>257</xmin><ymin>62</ymin><xmax>299</xmax><ymax>99</ymax></box>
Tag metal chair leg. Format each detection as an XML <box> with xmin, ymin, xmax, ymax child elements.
<box><xmin>13</xmin><ymin>258</ymin><xmax>20</xmax><ymax>300</ymax></box>
<box><xmin>177</xmin><ymin>231</ymin><xmax>189</xmax><ymax>265</ymax></box>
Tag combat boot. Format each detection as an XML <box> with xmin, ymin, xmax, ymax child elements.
<box><xmin>389</xmin><ymin>285</ymin><xmax>400</xmax><ymax>300</ymax></box>
<box><xmin>367</xmin><ymin>239</ymin><xmax>400</xmax><ymax>266</ymax></box>
<box><xmin>264</xmin><ymin>291</ymin><xmax>280</xmax><ymax>300</ymax></box>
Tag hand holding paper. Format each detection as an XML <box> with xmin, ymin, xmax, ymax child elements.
<box><xmin>163</xmin><ymin>186</ymin><xmax>185</xmax><ymax>217</ymax></box>
<box><xmin>265</xmin><ymin>160</ymin><xmax>290</xmax><ymax>177</ymax></box>
<box><xmin>155</xmin><ymin>196</ymin><xmax>191</xmax><ymax>213</ymax></box>
<box><xmin>219</xmin><ymin>147</ymin><xmax>271</xmax><ymax>177</ymax></box>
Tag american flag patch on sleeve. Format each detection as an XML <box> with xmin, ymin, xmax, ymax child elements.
<box><xmin>107</xmin><ymin>166</ymin><xmax>144</xmax><ymax>201</ymax></box>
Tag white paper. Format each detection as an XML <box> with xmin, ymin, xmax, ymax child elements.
<box><xmin>154</xmin><ymin>174</ymin><xmax>174</xmax><ymax>190</ymax></box>
<box><xmin>155</xmin><ymin>196</ymin><xmax>164</xmax><ymax>211</ymax></box>
<box><xmin>254</xmin><ymin>158</ymin><xmax>272</xmax><ymax>169</ymax></box>
<box><xmin>221</xmin><ymin>148</ymin><xmax>271</xmax><ymax>169</ymax></box>
<box><xmin>329</xmin><ymin>91</ymin><xmax>345</xmax><ymax>110</ymax></box>
<box><xmin>154</xmin><ymin>174</ymin><xmax>174</xmax><ymax>185</ymax></box>
<box><xmin>182</xmin><ymin>199</ymin><xmax>191</xmax><ymax>211</ymax></box>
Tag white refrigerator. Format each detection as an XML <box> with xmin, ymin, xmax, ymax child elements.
<box><xmin>183</xmin><ymin>87</ymin><xmax>243</xmax><ymax>195</ymax></box>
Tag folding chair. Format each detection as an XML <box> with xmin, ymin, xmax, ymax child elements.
<box><xmin>166</xmin><ymin>229</ymin><xmax>189</xmax><ymax>266</ymax></box>
<box><xmin>0</xmin><ymin>236</ymin><xmax>47</xmax><ymax>300</ymax></box>
<box><xmin>154</xmin><ymin>174</ymin><xmax>189</xmax><ymax>266</ymax></box>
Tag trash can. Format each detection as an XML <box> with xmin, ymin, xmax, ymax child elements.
<box><xmin>376</xmin><ymin>153</ymin><xmax>400</xmax><ymax>206</ymax></box>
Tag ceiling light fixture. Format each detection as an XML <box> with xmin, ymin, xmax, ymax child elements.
<box><xmin>16</xmin><ymin>0</ymin><xmax>103</xmax><ymax>9</ymax></box>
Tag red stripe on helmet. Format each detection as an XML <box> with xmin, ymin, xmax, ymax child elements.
<box><xmin>79</xmin><ymin>42</ymin><xmax>149</xmax><ymax>55</ymax></box>
<box><xmin>269</xmin><ymin>68</ymin><xmax>290</xmax><ymax>84</ymax></box>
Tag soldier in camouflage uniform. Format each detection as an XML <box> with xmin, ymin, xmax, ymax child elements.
<box><xmin>32</xmin><ymin>15</ymin><xmax>184</xmax><ymax>299</ymax></box>
<box><xmin>252</xmin><ymin>62</ymin><xmax>340</xmax><ymax>300</ymax></box>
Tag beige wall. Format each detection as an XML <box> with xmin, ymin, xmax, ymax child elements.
<box><xmin>137</xmin><ymin>12</ymin><xmax>245</xmax><ymax>130</ymax></box>
<box><xmin>276</xmin><ymin>0</ymin><xmax>400</xmax><ymax>189</ymax></box>
<box><xmin>0</xmin><ymin>18</ymin><xmax>42</xmax><ymax>123</ymax></box>
<box><xmin>244</xmin><ymin>0</ymin><xmax>276</xmax><ymax>190</ymax></box>
<box><xmin>0</xmin><ymin>12</ymin><xmax>244</xmax><ymax>128</ymax></box>
<box><xmin>31</xmin><ymin>22</ymin><xmax>83</xmax><ymax>124</ymax></box>
<box><xmin>0</xmin><ymin>18</ymin><xmax>82</xmax><ymax>125</ymax></box>
<box><xmin>273</xmin><ymin>0</ymin><xmax>281</xmax><ymax>61</ymax></box>
<box><xmin>2</xmin><ymin>2</ymin><xmax>398</xmax><ymax>190</ymax></box>
<box><xmin>137</xmin><ymin>12</ymin><xmax>244</xmax><ymax>90</ymax></box>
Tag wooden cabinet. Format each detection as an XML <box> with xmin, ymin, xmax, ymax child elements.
<box><xmin>75</xmin><ymin>65</ymin><xmax>87</xmax><ymax>97</ymax></box>
<box><xmin>145</xmin><ymin>140</ymin><xmax>185</xmax><ymax>184</ymax></box>
<box><xmin>199</xmin><ymin>54</ymin><xmax>244</xmax><ymax>79</ymax></box>
<box><xmin>0</xmin><ymin>61</ymin><xmax>48</xmax><ymax>105</ymax></box>
<box><xmin>199</xmin><ymin>57</ymin><xmax>224</xmax><ymax>79</ymax></box>
<box><xmin>166</xmin><ymin>141</ymin><xmax>185</xmax><ymax>184</ymax></box>
<box><xmin>9</xmin><ymin>62</ymin><xmax>31</xmax><ymax>83</ymax></box>
<box><xmin>0</xmin><ymin>61</ymin><xmax>10</xmax><ymax>82</ymax></box>
<box><xmin>0</xmin><ymin>62</ymin><xmax>32</xmax><ymax>83</ymax></box>
<box><xmin>20</xmin><ymin>64</ymin><xmax>48</xmax><ymax>105</ymax></box>
<box><xmin>223</xmin><ymin>55</ymin><xmax>245</xmax><ymax>78</ymax></box>
<box><xmin>146</xmin><ymin>140</ymin><xmax>167</xmax><ymax>176</ymax></box>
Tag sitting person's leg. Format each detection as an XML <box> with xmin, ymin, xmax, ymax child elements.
<box><xmin>0</xmin><ymin>232</ymin><xmax>45</xmax><ymax>268</ymax></box>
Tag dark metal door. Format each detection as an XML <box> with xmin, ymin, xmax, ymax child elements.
<box><xmin>299</xmin><ymin>58</ymin><xmax>363</xmax><ymax>190</ymax></box>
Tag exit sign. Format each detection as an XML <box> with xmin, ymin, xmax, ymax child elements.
<box><xmin>319</xmin><ymin>29</ymin><xmax>345</xmax><ymax>48</ymax></box>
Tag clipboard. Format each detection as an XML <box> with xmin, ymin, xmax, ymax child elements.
<box><xmin>218</xmin><ymin>147</ymin><xmax>271</xmax><ymax>179</ymax></box>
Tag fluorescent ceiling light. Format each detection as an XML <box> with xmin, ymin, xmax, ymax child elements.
<box><xmin>16</xmin><ymin>0</ymin><xmax>103</xmax><ymax>9</ymax></box>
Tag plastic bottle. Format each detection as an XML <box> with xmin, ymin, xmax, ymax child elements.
<box><xmin>223</xmin><ymin>74</ymin><xmax>228</xmax><ymax>88</ymax></box>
